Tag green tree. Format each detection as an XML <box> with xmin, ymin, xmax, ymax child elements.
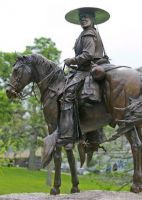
<box><xmin>0</xmin><ymin>89</ymin><xmax>26</xmax><ymax>154</ymax></box>
<box><xmin>0</xmin><ymin>37</ymin><xmax>61</xmax><ymax>169</ymax></box>
<box><xmin>22</xmin><ymin>37</ymin><xmax>61</xmax><ymax>169</ymax></box>
<box><xmin>25</xmin><ymin>96</ymin><xmax>48</xmax><ymax>170</ymax></box>
<box><xmin>24</xmin><ymin>37</ymin><xmax>61</xmax><ymax>62</ymax></box>
<box><xmin>0</xmin><ymin>52</ymin><xmax>17</xmax><ymax>85</ymax></box>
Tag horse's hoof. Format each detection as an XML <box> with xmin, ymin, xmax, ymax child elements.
<box><xmin>70</xmin><ymin>187</ymin><xmax>80</xmax><ymax>193</ymax></box>
<box><xmin>50</xmin><ymin>187</ymin><xmax>60</xmax><ymax>195</ymax></box>
<box><xmin>130</xmin><ymin>184</ymin><xmax>141</xmax><ymax>193</ymax></box>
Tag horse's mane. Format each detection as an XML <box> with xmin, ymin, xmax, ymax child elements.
<box><xmin>29</xmin><ymin>54</ymin><xmax>65</xmax><ymax>95</ymax></box>
<box><xmin>30</xmin><ymin>53</ymin><xmax>60</xmax><ymax>72</ymax></box>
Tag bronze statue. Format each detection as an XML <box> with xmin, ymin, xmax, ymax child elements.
<box><xmin>6</xmin><ymin>52</ymin><xmax>142</xmax><ymax>194</ymax></box>
<box><xmin>57</xmin><ymin>7</ymin><xmax>110</xmax><ymax>149</ymax></box>
<box><xmin>6</xmin><ymin>6</ymin><xmax>142</xmax><ymax>195</ymax></box>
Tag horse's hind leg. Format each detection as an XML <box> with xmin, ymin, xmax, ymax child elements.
<box><xmin>66</xmin><ymin>148</ymin><xmax>80</xmax><ymax>193</ymax></box>
<box><xmin>50</xmin><ymin>146</ymin><xmax>62</xmax><ymax>195</ymax></box>
<box><xmin>136</xmin><ymin>127</ymin><xmax>142</xmax><ymax>192</ymax></box>
<box><xmin>125</xmin><ymin>127</ymin><xmax>142</xmax><ymax>193</ymax></box>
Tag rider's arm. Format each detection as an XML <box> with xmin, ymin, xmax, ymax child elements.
<box><xmin>75</xmin><ymin>35</ymin><xmax>96</xmax><ymax>65</ymax></box>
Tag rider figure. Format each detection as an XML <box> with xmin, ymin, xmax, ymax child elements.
<box><xmin>57</xmin><ymin>7</ymin><xmax>110</xmax><ymax>149</ymax></box>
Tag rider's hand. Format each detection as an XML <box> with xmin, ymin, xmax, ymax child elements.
<box><xmin>64</xmin><ymin>57</ymin><xmax>76</xmax><ymax>66</ymax></box>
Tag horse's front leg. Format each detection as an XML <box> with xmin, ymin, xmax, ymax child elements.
<box><xmin>50</xmin><ymin>146</ymin><xmax>62</xmax><ymax>195</ymax></box>
<box><xmin>125</xmin><ymin>127</ymin><xmax>142</xmax><ymax>193</ymax></box>
<box><xmin>66</xmin><ymin>148</ymin><xmax>80</xmax><ymax>193</ymax></box>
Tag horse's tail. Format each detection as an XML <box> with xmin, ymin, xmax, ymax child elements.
<box><xmin>135</xmin><ymin>67</ymin><xmax>142</xmax><ymax>139</ymax></box>
<box><xmin>41</xmin><ymin>130</ymin><xmax>58</xmax><ymax>168</ymax></box>
<box><xmin>136</xmin><ymin>67</ymin><xmax>142</xmax><ymax>95</ymax></box>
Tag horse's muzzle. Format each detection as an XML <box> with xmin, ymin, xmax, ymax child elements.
<box><xmin>6</xmin><ymin>86</ymin><xmax>18</xmax><ymax>99</ymax></box>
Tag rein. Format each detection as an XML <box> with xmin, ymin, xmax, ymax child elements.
<box><xmin>7</xmin><ymin>81</ymin><xmax>35</xmax><ymax>100</ymax></box>
<box><xmin>37</xmin><ymin>68</ymin><xmax>61</xmax><ymax>89</ymax></box>
<box><xmin>9</xmin><ymin>56</ymin><xmax>63</xmax><ymax>103</ymax></box>
<box><xmin>104</xmin><ymin>65</ymin><xmax>131</xmax><ymax>72</ymax></box>
<box><xmin>21</xmin><ymin>69</ymin><xmax>61</xmax><ymax>102</ymax></box>
<box><xmin>39</xmin><ymin>68</ymin><xmax>63</xmax><ymax>104</ymax></box>
<box><xmin>7</xmin><ymin>82</ymin><xmax>22</xmax><ymax>99</ymax></box>
<box><xmin>7</xmin><ymin>66</ymin><xmax>28</xmax><ymax>99</ymax></box>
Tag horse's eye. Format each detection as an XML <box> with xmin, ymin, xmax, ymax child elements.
<box><xmin>13</xmin><ymin>67</ymin><xmax>18</xmax><ymax>71</ymax></box>
<box><xmin>13</xmin><ymin>67</ymin><xmax>19</xmax><ymax>73</ymax></box>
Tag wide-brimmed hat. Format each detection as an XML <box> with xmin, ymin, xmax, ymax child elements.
<box><xmin>65</xmin><ymin>7</ymin><xmax>110</xmax><ymax>25</ymax></box>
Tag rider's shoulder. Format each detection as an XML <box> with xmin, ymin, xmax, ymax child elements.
<box><xmin>81</xmin><ymin>28</ymin><xmax>97</xmax><ymax>37</ymax></box>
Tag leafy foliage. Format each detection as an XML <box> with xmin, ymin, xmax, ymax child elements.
<box><xmin>0</xmin><ymin>52</ymin><xmax>17</xmax><ymax>88</ymax></box>
<box><xmin>24</xmin><ymin>37</ymin><xmax>61</xmax><ymax>62</ymax></box>
<box><xmin>0</xmin><ymin>89</ymin><xmax>25</xmax><ymax>153</ymax></box>
<box><xmin>0</xmin><ymin>37</ymin><xmax>60</xmax><ymax>168</ymax></box>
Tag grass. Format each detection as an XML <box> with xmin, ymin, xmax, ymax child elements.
<box><xmin>0</xmin><ymin>167</ymin><xmax>131</xmax><ymax>194</ymax></box>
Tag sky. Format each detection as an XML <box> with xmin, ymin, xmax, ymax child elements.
<box><xmin>0</xmin><ymin>0</ymin><xmax>142</xmax><ymax>68</ymax></box>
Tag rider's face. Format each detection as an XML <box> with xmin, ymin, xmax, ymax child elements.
<box><xmin>79</xmin><ymin>14</ymin><xmax>94</xmax><ymax>29</ymax></box>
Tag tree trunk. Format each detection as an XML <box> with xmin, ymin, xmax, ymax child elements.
<box><xmin>28</xmin><ymin>130</ymin><xmax>38</xmax><ymax>170</ymax></box>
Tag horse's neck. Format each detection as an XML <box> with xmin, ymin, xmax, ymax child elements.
<box><xmin>33</xmin><ymin>59</ymin><xmax>65</xmax><ymax>103</ymax></box>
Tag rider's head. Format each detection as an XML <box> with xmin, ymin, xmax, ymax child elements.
<box><xmin>79</xmin><ymin>9</ymin><xmax>95</xmax><ymax>29</ymax></box>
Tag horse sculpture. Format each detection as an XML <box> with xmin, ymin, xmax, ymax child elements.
<box><xmin>6</xmin><ymin>54</ymin><xmax>142</xmax><ymax>194</ymax></box>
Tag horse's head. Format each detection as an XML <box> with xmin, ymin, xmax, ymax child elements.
<box><xmin>6</xmin><ymin>55</ymin><xmax>33</xmax><ymax>99</ymax></box>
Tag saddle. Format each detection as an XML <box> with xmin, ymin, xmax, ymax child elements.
<box><xmin>81</xmin><ymin>63</ymin><xmax>141</xmax><ymax>121</ymax></box>
<box><xmin>81</xmin><ymin>75</ymin><xmax>102</xmax><ymax>103</ymax></box>
<box><xmin>81</xmin><ymin>64</ymin><xmax>106</xmax><ymax>103</ymax></box>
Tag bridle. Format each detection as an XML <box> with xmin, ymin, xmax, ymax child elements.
<box><xmin>8</xmin><ymin>59</ymin><xmax>63</xmax><ymax>101</ymax></box>
<box><xmin>7</xmin><ymin>63</ymin><xmax>34</xmax><ymax>100</ymax></box>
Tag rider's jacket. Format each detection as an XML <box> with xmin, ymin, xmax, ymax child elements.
<box><xmin>74</xmin><ymin>27</ymin><xmax>104</xmax><ymax>71</ymax></box>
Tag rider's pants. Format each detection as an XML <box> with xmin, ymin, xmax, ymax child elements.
<box><xmin>58</xmin><ymin>71</ymin><xmax>89</xmax><ymax>142</ymax></box>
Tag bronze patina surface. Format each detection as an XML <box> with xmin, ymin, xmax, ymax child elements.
<box><xmin>6</xmin><ymin>53</ymin><xmax>142</xmax><ymax>194</ymax></box>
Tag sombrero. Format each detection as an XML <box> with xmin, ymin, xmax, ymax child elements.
<box><xmin>65</xmin><ymin>7</ymin><xmax>110</xmax><ymax>25</ymax></box>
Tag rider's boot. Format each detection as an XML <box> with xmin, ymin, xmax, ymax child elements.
<box><xmin>57</xmin><ymin>101</ymin><xmax>74</xmax><ymax>150</ymax></box>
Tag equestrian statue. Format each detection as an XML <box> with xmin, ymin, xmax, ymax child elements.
<box><xmin>6</xmin><ymin>7</ymin><xmax>142</xmax><ymax>194</ymax></box>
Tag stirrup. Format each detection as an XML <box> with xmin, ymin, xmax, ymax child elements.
<box><xmin>56</xmin><ymin>138</ymin><xmax>73</xmax><ymax>147</ymax></box>
<box><xmin>64</xmin><ymin>143</ymin><xmax>74</xmax><ymax>150</ymax></box>
<box><xmin>57</xmin><ymin>137</ymin><xmax>73</xmax><ymax>144</ymax></box>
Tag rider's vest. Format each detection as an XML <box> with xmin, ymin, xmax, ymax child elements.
<box><xmin>74</xmin><ymin>27</ymin><xmax>104</xmax><ymax>70</ymax></box>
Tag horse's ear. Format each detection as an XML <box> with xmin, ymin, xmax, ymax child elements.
<box><xmin>17</xmin><ymin>55</ymin><xmax>28</xmax><ymax>62</ymax></box>
<box><xmin>16</xmin><ymin>54</ymin><xmax>32</xmax><ymax>63</ymax></box>
<box><xmin>17</xmin><ymin>55</ymin><xmax>23</xmax><ymax>61</ymax></box>
<box><xmin>23</xmin><ymin>55</ymin><xmax>32</xmax><ymax>62</ymax></box>
<box><xmin>13</xmin><ymin>54</ymin><xmax>24</xmax><ymax>67</ymax></box>
<box><xmin>27</xmin><ymin>55</ymin><xmax>33</xmax><ymax>62</ymax></box>
<box><xmin>23</xmin><ymin>55</ymin><xmax>27</xmax><ymax>59</ymax></box>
